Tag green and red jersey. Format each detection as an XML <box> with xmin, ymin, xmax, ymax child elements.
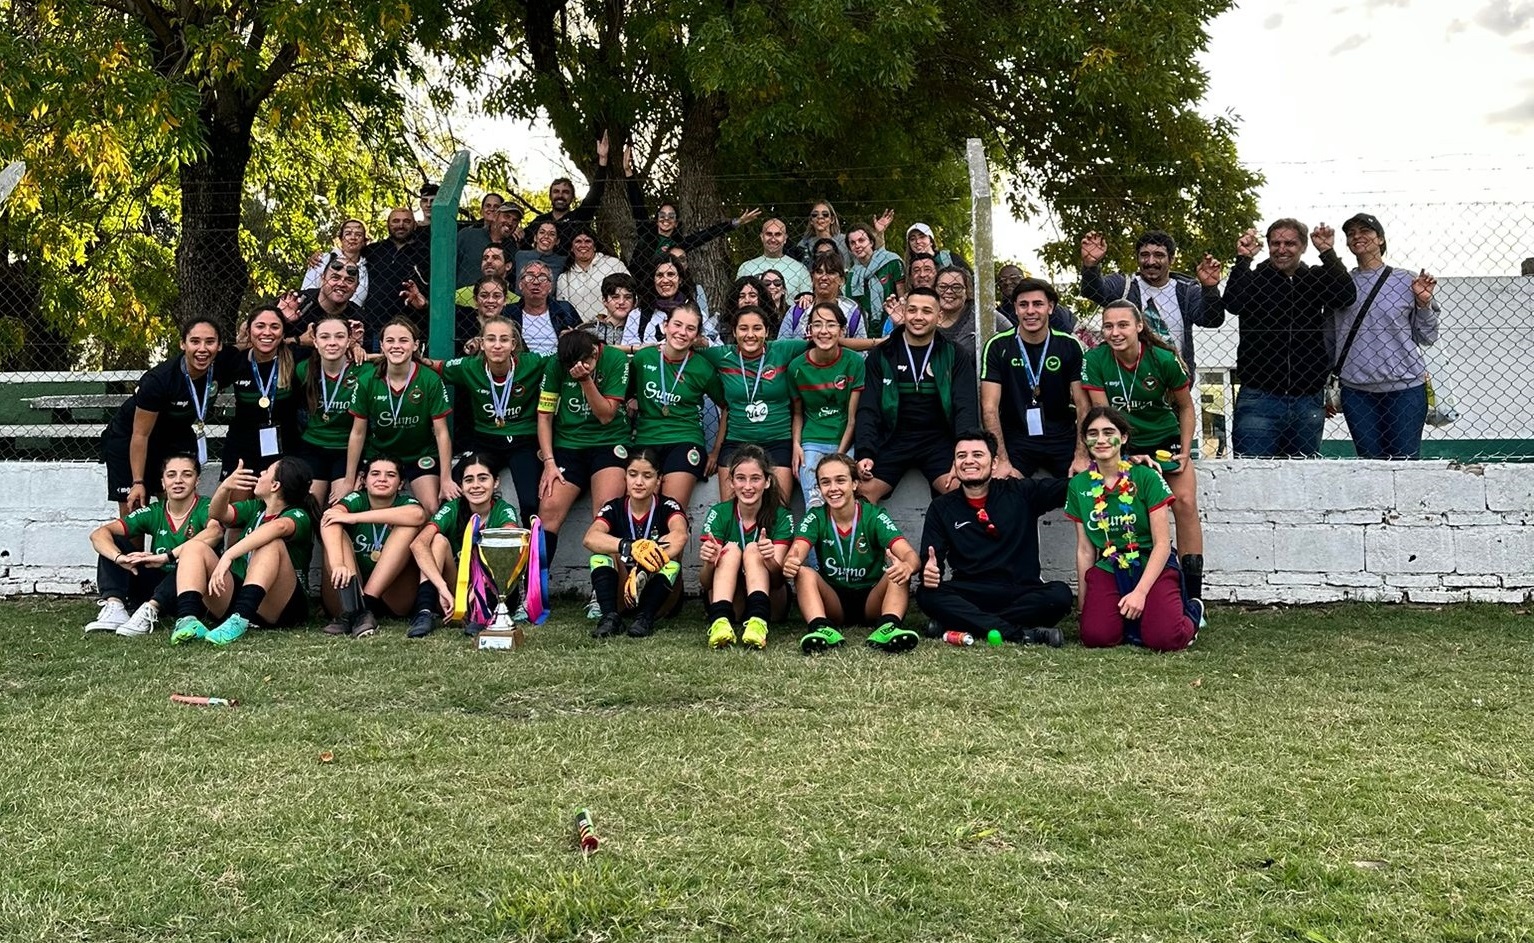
<box><xmin>700</xmin><ymin>500</ymin><xmax>794</xmax><ymax>550</ymax></box>
<box><xmin>537</xmin><ymin>344</ymin><xmax>630</xmax><ymax>449</ymax></box>
<box><xmin>296</xmin><ymin>359</ymin><xmax>365</xmax><ymax>450</ymax></box>
<box><xmin>441</xmin><ymin>352</ymin><xmax>547</xmax><ymax>440</ymax></box>
<box><xmin>630</xmin><ymin>346</ymin><xmax>717</xmax><ymax>447</ymax></box>
<box><xmin>118</xmin><ymin>496</ymin><xmax>212</xmax><ymax>561</ymax></box>
<box><xmin>1064</xmin><ymin>463</ymin><xmax>1174</xmax><ymax>574</ymax></box>
<box><xmin>792</xmin><ymin>500</ymin><xmax>905</xmax><ymax>590</ymax></box>
<box><xmin>1081</xmin><ymin>344</ymin><xmax>1189</xmax><ymax>448</ymax></box>
<box><xmin>702</xmin><ymin>340</ymin><xmax>805</xmax><ymax>443</ymax></box>
<box><xmin>227</xmin><ymin>499</ymin><xmax>314</xmax><ymax>590</ymax></box>
<box><xmin>788</xmin><ymin>347</ymin><xmax>865</xmax><ymax>446</ymax></box>
<box><xmin>350</xmin><ymin>364</ymin><xmax>451</xmax><ymax>462</ymax></box>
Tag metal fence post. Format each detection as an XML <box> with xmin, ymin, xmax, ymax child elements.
<box><xmin>966</xmin><ymin>139</ymin><xmax>993</xmax><ymax>381</ymax></box>
<box><xmin>430</xmin><ymin>151</ymin><xmax>470</xmax><ymax>361</ymax></box>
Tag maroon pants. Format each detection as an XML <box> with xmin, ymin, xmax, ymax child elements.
<box><xmin>1080</xmin><ymin>566</ymin><xmax>1195</xmax><ymax>652</ymax></box>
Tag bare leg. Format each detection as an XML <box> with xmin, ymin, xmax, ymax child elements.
<box><xmin>409</xmin><ymin>474</ymin><xmax>442</xmax><ymax>517</ymax></box>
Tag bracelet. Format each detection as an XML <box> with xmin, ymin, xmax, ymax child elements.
<box><xmin>132</xmin><ymin>479</ymin><xmax>145</xmax><ymax>485</ymax></box>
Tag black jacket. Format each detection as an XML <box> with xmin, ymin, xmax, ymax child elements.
<box><xmin>919</xmin><ymin>477</ymin><xmax>1067</xmax><ymax>586</ymax></box>
<box><xmin>855</xmin><ymin>331</ymin><xmax>978</xmax><ymax>459</ymax></box>
<box><xmin>1224</xmin><ymin>250</ymin><xmax>1356</xmax><ymax>395</ymax></box>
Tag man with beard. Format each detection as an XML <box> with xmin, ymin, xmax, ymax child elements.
<box><xmin>915</xmin><ymin>430</ymin><xmax>1069</xmax><ymax>646</ymax></box>
<box><xmin>1079</xmin><ymin>229</ymin><xmax>1226</xmax><ymax>373</ymax></box>
<box><xmin>855</xmin><ymin>288</ymin><xmax>977</xmax><ymax>501</ymax></box>
<box><xmin>281</xmin><ymin>258</ymin><xmax>362</xmax><ymax>342</ymax></box>
<box><xmin>360</xmin><ymin>206</ymin><xmax>431</xmax><ymax>344</ymax></box>
<box><xmin>520</xmin><ymin>134</ymin><xmax>611</xmax><ymax>255</ymax></box>
<box><xmin>995</xmin><ymin>262</ymin><xmax>1075</xmax><ymax>334</ymax></box>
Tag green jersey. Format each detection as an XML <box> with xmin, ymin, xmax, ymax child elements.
<box><xmin>788</xmin><ymin>348</ymin><xmax>865</xmax><ymax>446</ymax></box>
<box><xmin>429</xmin><ymin>496</ymin><xmax>521</xmax><ymax>550</ymax></box>
<box><xmin>793</xmin><ymin>500</ymin><xmax>906</xmax><ymax>590</ymax></box>
<box><xmin>1081</xmin><ymin>344</ymin><xmax>1188</xmax><ymax>447</ymax></box>
<box><xmin>336</xmin><ymin>490</ymin><xmax>420</xmax><ymax>576</ymax></box>
<box><xmin>537</xmin><ymin>344</ymin><xmax>630</xmax><ymax>449</ymax></box>
<box><xmin>350</xmin><ymin>364</ymin><xmax>451</xmax><ymax>462</ymax></box>
<box><xmin>702</xmin><ymin>340</ymin><xmax>804</xmax><ymax>443</ymax></box>
<box><xmin>295</xmin><ymin>359</ymin><xmax>365</xmax><ymax>450</ymax></box>
<box><xmin>1064</xmin><ymin>463</ymin><xmax>1174</xmax><ymax>574</ymax></box>
<box><xmin>441</xmin><ymin>352</ymin><xmax>546</xmax><ymax>440</ymax></box>
<box><xmin>119</xmin><ymin>496</ymin><xmax>213</xmax><ymax>562</ymax></box>
<box><xmin>228</xmin><ymin>499</ymin><xmax>314</xmax><ymax>590</ymax></box>
<box><xmin>630</xmin><ymin>346</ymin><xmax>718</xmax><ymax>447</ymax></box>
<box><xmin>700</xmin><ymin>499</ymin><xmax>794</xmax><ymax>550</ymax></box>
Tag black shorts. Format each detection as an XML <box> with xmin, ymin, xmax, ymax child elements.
<box><xmin>227</xmin><ymin>574</ymin><xmax>311</xmax><ymax>628</ymax></box>
<box><xmin>720</xmin><ymin>439</ymin><xmax>793</xmax><ymax>471</ymax></box>
<box><xmin>828</xmin><ymin>583</ymin><xmax>876</xmax><ymax>624</ymax></box>
<box><xmin>296</xmin><ymin>441</ymin><xmax>350</xmax><ymax>483</ymax></box>
<box><xmin>102</xmin><ymin>433</ymin><xmax>187</xmax><ymax>502</ymax></box>
<box><xmin>392</xmin><ymin>455</ymin><xmax>443</xmax><ymax>483</ymax></box>
<box><xmin>643</xmin><ymin>441</ymin><xmax>707</xmax><ymax>480</ymax></box>
<box><xmin>870</xmin><ymin>435</ymin><xmax>953</xmax><ymax>490</ymax></box>
<box><xmin>552</xmin><ymin>443</ymin><xmax>629</xmax><ymax>492</ymax></box>
<box><xmin>460</xmin><ymin>434</ymin><xmax>538</xmax><ymax>475</ymax></box>
<box><xmin>1004</xmin><ymin>433</ymin><xmax>1074</xmax><ymax>479</ymax></box>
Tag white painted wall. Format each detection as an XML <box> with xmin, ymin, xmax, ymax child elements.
<box><xmin>5</xmin><ymin>459</ymin><xmax>1532</xmax><ymax>606</ymax></box>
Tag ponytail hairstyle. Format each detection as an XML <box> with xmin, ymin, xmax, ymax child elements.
<box><xmin>1102</xmin><ymin>298</ymin><xmax>1184</xmax><ymax>366</ymax></box>
<box><xmin>268</xmin><ymin>456</ymin><xmax>322</xmax><ymax>529</ymax></box>
<box><xmin>726</xmin><ymin>444</ymin><xmax>786</xmax><ymax>529</ymax></box>
<box><xmin>244</xmin><ymin>304</ymin><xmax>296</xmax><ymax>391</ymax></box>
<box><xmin>305</xmin><ymin>315</ymin><xmax>351</xmax><ymax>413</ymax></box>
<box><xmin>375</xmin><ymin>317</ymin><xmax>421</xmax><ymax>380</ymax></box>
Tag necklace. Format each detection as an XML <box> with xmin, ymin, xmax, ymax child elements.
<box><xmin>1086</xmin><ymin>460</ymin><xmax>1140</xmax><ymax>569</ymax></box>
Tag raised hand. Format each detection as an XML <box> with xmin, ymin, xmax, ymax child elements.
<box><xmin>921</xmin><ymin>546</ymin><xmax>941</xmax><ymax>589</ymax></box>
<box><xmin>277</xmin><ymin>290</ymin><xmax>301</xmax><ymax>323</ymax></box>
<box><xmin>222</xmin><ymin>459</ymin><xmax>259</xmax><ymax>495</ymax></box>
<box><xmin>1196</xmin><ymin>253</ymin><xmax>1224</xmax><ymax>287</ymax></box>
<box><xmin>401</xmin><ymin>280</ymin><xmax>427</xmax><ymax>310</ymax></box>
<box><xmin>699</xmin><ymin>536</ymin><xmax>721</xmax><ymax>565</ymax></box>
<box><xmin>1412</xmin><ymin>269</ymin><xmax>1437</xmax><ymax>307</ymax></box>
<box><xmin>856</xmin><ymin>458</ymin><xmax>875</xmax><ymax>481</ymax></box>
<box><xmin>596</xmin><ymin>131</ymin><xmax>610</xmax><ymax>166</ymax></box>
<box><xmin>1311</xmin><ymin>223</ymin><xmax>1335</xmax><ymax>254</ymax></box>
<box><xmin>873</xmin><ymin>208</ymin><xmax>896</xmax><ymax>235</ymax></box>
<box><xmin>1080</xmin><ymin>231</ymin><xmax>1108</xmax><ymax>267</ymax></box>
<box><xmin>1235</xmin><ymin>229</ymin><xmax>1261</xmax><ymax>259</ymax></box>
<box><xmin>735</xmin><ymin>208</ymin><xmax>762</xmax><ymax>227</ymax></box>
<box><xmin>622</xmin><ymin>144</ymin><xmax>634</xmax><ymax>178</ymax></box>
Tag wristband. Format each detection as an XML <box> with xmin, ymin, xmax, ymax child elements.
<box><xmin>132</xmin><ymin>479</ymin><xmax>145</xmax><ymax>485</ymax></box>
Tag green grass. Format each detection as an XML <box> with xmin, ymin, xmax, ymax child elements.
<box><xmin>3</xmin><ymin>599</ymin><xmax>1533</xmax><ymax>942</ymax></box>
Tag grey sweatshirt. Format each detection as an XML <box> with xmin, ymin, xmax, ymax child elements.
<box><xmin>1328</xmin><ymin>265</ymin><xmax>1439</xmax><ymax>393</ymax></box>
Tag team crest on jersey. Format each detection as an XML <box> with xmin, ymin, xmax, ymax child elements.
<box><xmin>513</xmin><ymin>384</ymin><xmax>525</xmax><ymax>397</ymax></box>
<box><xmin>1045</xmin><ymin>356</ymin><xmax>1062</xmax><ymax>372</ymax></box>
<box><xmin>834</xmin><ymin>376</ymin><xmax>848</xmax><ymax>390</ymax></box>
<box><xmin>1143</xmin><ymin>376</ymin><xmax>1160</xmax><ymax>392</ymax></box>
<box><xmin>408</xmin><ymin>387</ymin><xmax>424</xmax><ymax>403</ymax></box>
<box><xmin>761</xmin><ymin>367</ymin><xmax>779</xmax><ymax>381</ymax></box>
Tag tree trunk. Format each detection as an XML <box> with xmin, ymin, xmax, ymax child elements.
<box><xmin>674</xmin><ymin>91</ymin><xmax>730</xmax><ymax>314</ymax></box>
<box><xmin>172</xmin><ymin>97</ymin><xmax>256</xmax><ymax>334</ymax></box>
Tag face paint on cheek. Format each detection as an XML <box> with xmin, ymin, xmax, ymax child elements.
<box><xmin>1110</xmin><ymin>435</ymin><xmax>1122</xmax><ymax>447</ymax></box>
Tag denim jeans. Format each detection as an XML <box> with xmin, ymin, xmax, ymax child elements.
<box><xmin>797</xmin><ymin>442</ymin><xmax>840</xmax><ymax>508</ymax></box>
<box><xmin>1232</xmin><ymin>387</ymin><xmax>1325</xmax><ymax>458</ymax></box>
<box><xmin>1341</xmin><ymin>384</ymin><xmax>1427</xmax><ymax>459</ymax></box>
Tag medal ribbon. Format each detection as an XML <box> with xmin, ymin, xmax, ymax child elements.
<box><xmin>903</xmin><ymin>338</ymin><xmax>936</xmax><ymax>389</ymax></box>
<box><xmin>827</xmin><ymin>503</ymin><xmax>860</xmax><ymax>568</ymax></box>
<box><xmin>657</xmin><ymin>350</ymin><xmax>690</xmax><ymax>408</ymax></box>
<box><xmin>737</xmin><ymin>348</ymin><xmax>767</xmax><ymax>403</ymax></box>
<box><xmin>368</xmin><ymin>523</ymin><xmax>387</xmax><ymax>554</ymax></box>
<box><xmin>320</xmin><ymin>367</ymin><xmax>344</xmax><ymax>415</ymax></box>
<box><xmin>1017</xmin><ymin>332</ymin><xmax>1050</xmax><ymax>402</ymax></box>
<box><xmin>386</xmin><ymin>363</ymin><xmax>417</xmax><ymax>426</ymax></box>
<box><xmin>183</xmin><ymin>359</ymin><xmax>213</xmax><ymax>429</ymax></box>
<box><xmin>486</xmin><ymin>358</ymin><xmax>515</xmax><ymax>422</ymax></box>
<box><xmin>627</xmin><ymin>497</ymin><xmax>655</xmax><ymax>542</ymax></box>
<box><xmin>250</xmin><ymin>354</ymin><xmax>278</xmax><ymax>413</ymax></box>
<box><xmin>1113</xmin><ymin>350</ymin><xmax>1142</xmax><ymax>412</ymax></box>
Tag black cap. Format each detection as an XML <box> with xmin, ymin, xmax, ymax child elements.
<box><xmin>1342</xmin><ymin>212</ymin><xmax>1383</xmax><ymax>237</ymax></box>
<box><xmin>420</xmin><ymin>182</ymin><xmax>440</xmax><ymax>197</ymax></box>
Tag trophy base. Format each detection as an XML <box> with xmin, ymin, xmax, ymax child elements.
<box><xmin>476</xmin><ymin>603</ymin><xmax>526</xmax><ymax>651</ymax></box>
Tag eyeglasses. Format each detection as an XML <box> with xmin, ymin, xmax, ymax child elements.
<box><xmin>656</xmin><ymin>212</ymin><xmax>677</xmax><ymax>220</ymax></box>
<box><xmin>523</xmin><ymin>273</ymin><xmax>552</xmax><ymax>283</ymax></box>
<box><xmin>936</xmin><ymin>283</ymin><xmax>966</xmax><ymax>294</ymax></box>
<box><xmin>976</xmin><ymin>507</ymin><xmax>999</xmax><ymax>539</ymax></box>
<box><xmin>809</xmin><ymin>210</ymin><xmax>831</xmax><ymax>219</ymax></box>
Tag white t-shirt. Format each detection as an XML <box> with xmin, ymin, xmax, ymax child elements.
<box><xmin>520</xmin><ymin>310</ymin><xmax>559</xmax><ymax>355</ymax></box>
<box><xmin>1135</xmin><ymin>277</ymin><xmax>1183</xmax><ymax>354</ymax></box>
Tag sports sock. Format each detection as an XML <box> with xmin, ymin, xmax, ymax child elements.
<box><xmin>232</xmin><ymin>583</ymin><xmax>266</xmax><ymax>620</ymax></box>
<box><xmin>807</xmin><ymin>616</ymin><xmax>832</xmax><ymax>633</ymax></box>
<box><xmin>636</xmin><ymin>567</ymin><xmax>675</xmax><ymax>615</ymax></box>
<box><xmin>1181</xmin><ymin>554</ymin><xmax>1204</xmax><ymax>599</ymax></box>
<box><xmin>590</xmin><ymin>565</ymin><xmax>619</xmax><ymax>616</ymax></box>
<box><xmin>744</xmin><ymin>590</ymin><xmax>770</xmax><ymax>623</ymax></box>
<box><xmin>879</xmin><ymin>613</ymin><xmax>903</xmax><ymax>629</ymax></box>
<box><xmin>363</xmin><ymin>593</ymin><xmax>389</xmax><ymax>618</ymax></box>
<box><xmin>543</xmin><ymin>530</ymin><xmax>560</xmax><ymax>569</ymax></box>
<box><xmin>176</xmin><ymin>590</ymin><xmax>205</xmax><ymax>620</ymax></box>
<box><xmin>706</xmin><ymin>599</ymin><xmax>734</xmax><ymax>622</ymax></box>
<box><xmin>413</xmin><ymin>581</ymin><xmax>438</xmax><ymax>615</ymax></box>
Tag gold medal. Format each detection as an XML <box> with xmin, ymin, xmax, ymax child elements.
<box><xmin>369</xmin><ymin>550</ymin><xmax>382</xmax><ymax>562</ymax></box>
<box><xmin>258</xmin><ymin>395</ymin><xmax>271</xmax><ymax>409</ymax></box>
<box><xmin>320</xmin><ymin>411</ymin><xmax>330</xmax><ymax>423</ymax></box>
<box><xmin>662</xmin><ymin>406</ymin><xmax>671</xmax><ymax>418</ymax></box>
<box><xmin>494</xmin><ymin>417</ymin><xmax>506</xmax><ymax>428</ymax></box>
<box><xmin>193</xmin><ymin>422</ymin><xmax>206</xmax><ymax>437</ymax></box>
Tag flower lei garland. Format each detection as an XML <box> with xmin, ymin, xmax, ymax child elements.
<box><xmin>1087</xmin><ymin>459</ymin><xmax>1140</xmax><ymax>570</ymax></box>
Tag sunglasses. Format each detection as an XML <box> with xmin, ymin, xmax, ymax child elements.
<box><xmin>327</xmin><ymin>263</ymin><xmax>360</xmax><ymax>278</ymax></box>
<box><xmin>976</xmin><ymin>507</ymin><xmax>999</xmax><ymax>539</ymax></box>
<box><xmin>656</xmin><ymin>212</ymin><xmax>677</xmax><ymax>221</ymax></box>
<box><xmin>809</xmin><ymin>210</ymin><xmax>832</xmax><ymax>218</ymax></box>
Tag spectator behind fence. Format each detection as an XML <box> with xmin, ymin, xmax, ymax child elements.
<box><xmin>780</xmin><ymin>255</ymin><xmax>867</xmax><ymax>340</ymax></box>
<box><xmin>904</xmin><ymin>222</ymin><xmax>968</xmax><ymax>272</ymax></box>
<box><xmin>1331</xmin><ymin>213</ymin><xmax>1441</xmax><ymax>460</ymax></box>
<box><xmin>454</xmin><ymin>244</ymin><xmax>518</xmax><ymax>310</ymax></box>
<box><xmin>361</xmin><ymin>207</ymin><xmax>430</xmax><ymax>343</ymax></box>
<box><xmin>302</xmin><ymin>219</ymin><xmax>370</xmax><ymax>307</ymax></box>
<box><xmin>758</xmin><ymin>269</ymin><xmax>789</xmax><ymax>322</ymax></box>
<box><xmin>1079</xmin><ymin>230</ymin><xmax>1226</xmax><ymax>373</ymax></box>
<box><xmin>846</xmin><ymin>223</ymin><xmax>904</xmax><ymax>337</ymax></box>
<box><xmin>558</xmin><ymin>227</ymin><xmax>628</xmax><ymax>320</ymax></box>
<box><xmin>416</xmin><ymin>183</ymin><xmax>439</xmax><ymax>226</ymax></box>
<box><xmin>995</xmin><ymin>263</ymin><xmax>1076</xmax><ymax>334</ymax></box>
<box><xmin>628</xmin><ymin>257</ymin><xmax>698</xmax><ymax>346</ymax></box>
<box><xmin>981</xmin><ymin>277</ymin><xmax>1090</xmax><ymax>481</ymax></box>
<box><xmin>1225</xmin><ymin>219</ymin><xmax>1356</xmax><ymax>457</ymax></box>
<box><xmin>453</xmin><ymin>275</ymin><xmax>510</xmax><ymax>362</ymax></box>
<box><xmin>916</xmin><ymin>430</ymin><xmax>1070</xmax><ymax>646</ymax></box>
<box><xmin>934</xmin><ymin>265</ymin><xmax>979</xmax><ymax>361</ymax></box>
<box><xmin>281</xmin><ymin>258</ymin><xmax>361</xmax><ymax>342</ymax></box>
<box><xmin>738</xmin><ymin>218</ymin><xmax>812</xmax><ymax>301</ymax></box>
<box><xmin>520</xmin><ymin>133</ymin><xmax>610</xmax><ymax>255</ymax></box>
<box><xmin>506</xmin><ymin>261</ymin><xmax>580</xmax><ymax>355</ymax></box>
<box><xmin>586</xmin><ymin>273</ymin><xmax>638</xmax><ymax>350</ymax></box>
<box><xmin>514</xmin><ymin>220</ymin><xmax>568</xmax><ymax>293</ymax></box>
<box><xmin>663</xmin><ymin>246</ymin><xmax>713</xmax><ymax>332</ymax></box>
<box><xmin>907</xmin><ymin>253</ymin><xmax>938</xmax><ymax>291</ymax></box>
<box><xmin>855</xmin><ymin>288</ymin><xmax>976</xmax><ymax>502</ymax></box>
<box><xmin>455</xmin><ymin>192</ymin><xmax>507</xmax><ymax>287</ymax></box>
<box><xmin>625</xmin><ymin>145</ymin><xmax>759</xmax><ymax>290</ymax></box>
<box><xmin>718</xmin><ymin>275</ymin><xmax>773</xmax><ymax>341</ymax></box>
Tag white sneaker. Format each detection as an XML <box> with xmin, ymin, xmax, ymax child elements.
<box><xmin>584</xmin><ymin>590</ymin><xmax>601</xmax><ymax>620</ymax></box>
<box><xmin>115</xmin><ymin>602</ymin><xmax>159</xmax><ymax>637</ymax></box>
<box><xmin>84</xmin><ymin>598</ymin><xmax>130</xmax><ymax>633</ymax></box>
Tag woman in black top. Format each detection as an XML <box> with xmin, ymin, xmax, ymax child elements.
<box><xmin>214</xmin><ymin>304</ymin><xmax>307</xmax><ymax>491</ymax></box>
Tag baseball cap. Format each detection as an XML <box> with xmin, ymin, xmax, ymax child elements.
<box><xmin>1342</xmin><ymin>212</ymin><xmax>1383</xmax><ymax>237</ymax></box>
<box><xmin>906</xmin><ymin>222</ymin><xmax>935</xmax><ymax>241</ymax></box>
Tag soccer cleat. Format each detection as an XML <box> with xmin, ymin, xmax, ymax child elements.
<box><xmin>85</xmin><ymin>598</ymin><xmax>130</xmax><ymax>633</ymax></box>
<box><xmin>115</xmin><ymin>602</ymin><xmax>159</xmax><ymax>637</ymax></box>
<box><xmin>627</xmin><ymin>612</ymin><xmax>657</xmax><ymax>638</ymax></box>
<box><xmin>592</xmin><ymin>612</ymin><xmax>624</xmax><ymax>639</ymax></box>
<box><xmin>206</xmin><ymin>613</ymin><xmax>250</xmax><ymax>646</ymax></box>
<box><xmin>170</xmin><ymin>616</ymin><xmax>208</xmax><ymax>645</ymax></box>
<box><xmin>740</xmin><ymin>617</ymin><xmax>769</xmax><ymax>650</ymax></box>
<box><xmin>463</xmin><ymin>620</ymin><xmax>486</xmax><ymax>637</ymax></box>
<box><xmin>1188</xmin><ymin>598</ymin><xmax>1205</xmax><ymax>647</ymax></box>
<box><xmin>799</xmin><ymin>627</ymin><xmax>846</xmax><ymax>654</ymax></box>
<box><xmin>921</xmin><ymin>619</ymin><xmax>945</xmax><ymax>639</ymax></box>
<box><xmin>349</xmin><ymin>611</ymin><xmax>379</xmax><ymax>639</ymax></box>
<box><xmin>321</xmin><ymin>611</ymin><xmax>356</xmax><ymax>637</ymax></box>
<box><xmin>707</xmin><ymin>617</ymin><xmax>737</xmax><ymax>649</ymax></box>
<box><xmin>584</xmin><ymin>590</ymin><xmax>602</xmax><ymax>620</ymax></box>
<box><xmin>406</xmin><ymin>611</ymin><xmax>436</xmax><ymax>639</ymax></box>
<box><xmin>1022</xmin><ymin>626</ymin><xmax>1065</xmax><ymax>648</ymax></box>
<box><xmin>866</xmin><ymin>623</ymin><xmax>919</xmax><ymax>653</ymax></box>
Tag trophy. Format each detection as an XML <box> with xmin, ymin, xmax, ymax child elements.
<box><xmin>453</xmin><ymin>515</ymin><xmax>532</xmax><ymax>648</ymax></box>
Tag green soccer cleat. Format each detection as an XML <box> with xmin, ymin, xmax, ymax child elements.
<box><xmin>866</xmin><ymin>622</ymin><xmax>920</xmax><ymax>654</ymax></box>
<box><xmin>799</xmin><ymin>627</ymin><xmax>846</xmax><ymax>654</ymax></box>
<box><xmin>205</xmin><ymin>613</ymin><xmax>250</xmax><ymax>646</ymax></box>
<box><xmin>170</xmin><ymin>616</ymin><xmax>208</xmax><ymax>645</ymax></box>
<box><xmin>708</xmin><ymin>617</ymin><xmax>737</xmax><ymax>649</ymax></box>
<box><xmin>740</xmin><ymin>617</ymin><xmax>769</xmax><ymax>650</ymax></box>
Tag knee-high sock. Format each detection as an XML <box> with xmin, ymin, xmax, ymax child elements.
<box><xmin>589</xmin><ymin>555</ymin><xmax>619</xmax><ymax>616</ymax></box>
<box><xmin>1180</xmin><ymin>554</ymin><xmax>1204</xmax><ymax>600</ymax></box>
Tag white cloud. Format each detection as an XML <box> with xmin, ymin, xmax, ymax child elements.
<box><xmin>1474</xmin><ymin>0</ymin><xmax>1534</xmax><ymax>35</ymax></box>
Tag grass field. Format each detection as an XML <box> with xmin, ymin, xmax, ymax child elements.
<box><xmin>3</xmin><ymin>598</ymin><xmax>1533</xmax><ymax>942</ymax></box>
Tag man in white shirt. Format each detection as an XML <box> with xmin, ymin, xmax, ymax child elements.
<box><xmin>736</xmin><ymin>217</ymin><xmax>811</xmax><ymax>300</ymax></box>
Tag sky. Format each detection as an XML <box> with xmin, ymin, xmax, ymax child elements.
<box><xmin>459</xmin><ymin>0</ymin><xmax>1534</xmax><ymax>278</ymax></box>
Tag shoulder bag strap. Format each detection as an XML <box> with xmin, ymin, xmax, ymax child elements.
<box><xmin>1334</xmin><ymin>266</ymin><xmax>1392</xmax><ymax>374</ymax></box>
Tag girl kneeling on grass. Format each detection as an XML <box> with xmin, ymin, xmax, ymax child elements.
<box><xmin>319</xmin><ymin>456</ymin><xmax>428</xmax><ymax>639</ymax></box>
<box><xmin>698</xmin><ymin>445</ymin><xmax>794</xmax><ymax>650</ymax></box>
<box><xmin>170</xmin><ymin>457</ymin><xmax>317</xmax><ymax>645</ymax></box>
<box><xmin>583</xmin><ymin>449</ymin><xmax>689</xmax><ymax>640</ymax></box>
<box><xmin>781</xmin><ymin>454</ymin><xmax>921</xmax><ymax>654</ymax></box>
<box><xmin>1064</xmin><ymin>407</ymin><xmax>1200</xmax><ymax>652</ymax></box>
<box><xmin>408</xmin><ymin>453</ymin><xmax>523</xmax><ymax>638</ymax></box>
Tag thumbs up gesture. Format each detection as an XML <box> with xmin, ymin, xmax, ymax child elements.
<box><xmin>882</xmin><ymin>546</ymin><xmax>912</xmax><ymax>585</ymax></box>
<box><xmin>922</xmin><ymin>546</ymin><xmax>942</xmax><ymax>589</ymax></box>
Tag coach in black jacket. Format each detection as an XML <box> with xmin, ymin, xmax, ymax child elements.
<box><xmin>1224</xmin><ymin>219</ymin><xmax>1356</xmax><ymax>457</ymax></box>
